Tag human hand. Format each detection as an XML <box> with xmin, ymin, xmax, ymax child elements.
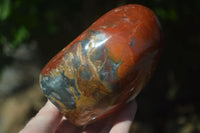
<box><xmin>20</xmin><ymin>100</ymin><xmax>137</xmax><ymax>133</ymax></box>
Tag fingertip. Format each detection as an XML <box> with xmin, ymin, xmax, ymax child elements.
<box><xmin>20</xmin><ymin>100</ymin><xmax>63</xmax><ymax>133</ymax></box>
<box><xmin>110</xmin><ymin>100</ymin><xmax>137</xmax><ymax>133</ymax></box>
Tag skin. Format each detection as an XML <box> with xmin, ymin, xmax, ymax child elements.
<box><xmin>20</xmin><ymin>100</ymin><xmax>137</xmax><ymax>133</ymax></box>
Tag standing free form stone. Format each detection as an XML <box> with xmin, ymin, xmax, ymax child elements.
<box><xmin>39</xmin><ymin>4</ymin><xmax>162</xmax><ymax>126</ymax></box>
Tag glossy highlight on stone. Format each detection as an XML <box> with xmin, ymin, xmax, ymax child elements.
<box><xmin>39</xmin><ymin>4</ymin><xmax>162</xmax><ymax>126</ymax></box>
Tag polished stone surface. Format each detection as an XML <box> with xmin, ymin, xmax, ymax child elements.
<box><xmin>40</xmin><ymin>4</ymin><xmax>162</xmax><ymax>126</ymax></box>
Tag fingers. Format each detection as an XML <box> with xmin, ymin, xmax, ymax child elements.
<box><xmin>110</xmin><ymin>100</ymin><xmax>137</xmax><ymax>133</ymax></box>
<box><xmin>79</xmin><ymin>100</ymin><xmax>137</xmax><ymax>133</ymax></box>
<box><xmin>20</xmin><ymin>100</ymin><xmax>63</xmax><ymax>133</ymax></box>
<box><xmin>20</xmin><ymin>100</ymin><xmax>137</xmax><ymax>133</ymax></box>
